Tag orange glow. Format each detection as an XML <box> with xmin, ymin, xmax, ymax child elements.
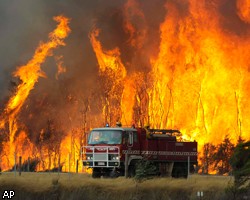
<box><xmin>1</xmin><ymin>0</ymin><xmax>250</xmax><ymax>175</ymax></box>
<box><xmin>90</xmin><ymin>0</ymin><xmax>250</xmax><ymax>174</ymax></box>
<box><xmin>147</xmin><ymin>1</ymin><xmax>250</xmax><ymax>152</ymax></box>
<box><xmin>120</xmin><ymin>78</ymin><xmax>136</xmax><ymax>126</ymax></box>
<box><xmin>90</xmin><ymin>28</ymin><xmax>126</xmax><ymax>77</ymax></box>
<box><xmin>55</xmin><ymin>55</ymin><xmax>67</xmax><ymax>80</ymax></box>
<box><xmin>0</xmin><ymin>15</ymin><xmax>70</xmax><ymax>171</ymax></box>
<box><xmin>90</xmin><ymin>28</ymin><xmax>127</xmax><ymax>125</ymax></box>
<box><xmin>237</xmin><ymin>0</ymin><xmax>250</xmax><ymax>23</ymax></box>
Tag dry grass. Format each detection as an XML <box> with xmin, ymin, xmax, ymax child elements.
<box><xmin>0</xmin><ymin>172</ymin><xmax>235</xmax><ymax>200</ymax></box>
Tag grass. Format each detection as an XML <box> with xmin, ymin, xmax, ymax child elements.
<box><xmin>0</xmin><ymin>172</ymin><xmax>237</xmax><ymax>200</ymax></box>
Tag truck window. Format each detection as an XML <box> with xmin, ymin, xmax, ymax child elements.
<box><xmin>122</xmin><ymin>132</ymin><xmax>129</xmax><ymax>145</ymax></box>
<box><xmin>133</xmin><ymin>131</ymin><xmax>138</xmax><ymax>142</ymax></box>
<box><xmin>122</xmin><ymin>131</ymin><xmax>138</xmax><ymax>144</ymax></box>
<box><xmin>88</xmin><ymin>130</ymin><xmax>122</xmax><ymax>145</ymax></box>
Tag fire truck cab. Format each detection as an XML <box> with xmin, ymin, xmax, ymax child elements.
<box><xmin>82</xmin><ymin>125</ymin><xmax>197</xmax><ymax>178</ymax></box>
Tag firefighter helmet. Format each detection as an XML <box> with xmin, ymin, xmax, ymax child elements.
<box><xmin>116</xmin><ymin>121</ymin><xmax>122</xmax><ymax>127</ymax></box>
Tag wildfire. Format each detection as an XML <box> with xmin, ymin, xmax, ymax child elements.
<box><xmin>1</xmin><ymin>0</ymin><xmax>250</xmax><ymax>174</ymax></box>
<box><xmin>237</xmin><ymin>0</ymin><xmax>250</xmax><ymax>23</ymax></box>
<box><xmin>55</xmin><ymin>55</ymin><xmax>67</xmax><ymax>80</ymax></box>
<box><xmin>147</xmin><ymin>0</ymin><xmax>250</xmax><ymax>149</ymax></box>
<box><xmin>0</xmin><ymin>15</ymin><xmax>70</xmax><ymax>171</ymax></box>
<box><xmin>90</xmin><ymin>0</ymin><xmax>250</xmax><ymax>157</ymax></box>
<box><xmin>90</xmin><ymin>28</ymin><xmax>126</xmax><ymax>77</ymax></box>
<box><xmin>90</xmin><ymin>28</ymin><xmax>127</xmax><ymax>125</ymax></box>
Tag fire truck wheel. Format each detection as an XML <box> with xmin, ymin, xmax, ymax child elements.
<box><xmin>171</xmin><ymin>163</ymin><xmax>188</xmax><ymax>178</ymax></box>
<box><xmin>109</xmin><ymin>170</ymin><xmax>119</xmax><ymax>178</ymax></box>
<box><xmin>92</xmin><ymin>168</ymin><xmax>101</xmax><ymax>178</ymax></box>
<box><xmin>128</xmin><ymin>165</ymin><xmax>136</xmax><ymax>177</ymax></box>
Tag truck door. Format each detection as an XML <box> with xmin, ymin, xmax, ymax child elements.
<box><xmin>126</xmin><ymin>131</ymin><xmax>140</xmax><ymax>154</ymax></box>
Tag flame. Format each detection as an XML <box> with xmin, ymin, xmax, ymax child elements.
<box><xmin>55</xmin><ymin>55</ymin><xmax>67</xmax><ymax>79</ymax></box>
<box><xmin>147</xmin><ymin>1</ymin><xmax>250</xmax><ymax>151</ymax></box>
<box><xmin>91</xmin><ymin>0</ymin><xmax>250</xmax><ymax>172</ymax></box>
<box><xmin>237</xmin><ymin>0</ymin><xmax>250</xmax><ymax>23</ymax></box>
<box><xmin>90</xmin><ymin>28</ymin><xmax>126</xmax><ymax>76</ymax></box>
<box><xmin>90</xmin><ymin>28</ymin><xmax>127</xmax><ymax>125</ymax></box>
<box><xmin>1</xmin><ymin>0</ymin><xmax>250</xmax><ymax>174</ymax></box>
<box><xmin>120</xmin><ymin>78</ymin><xmax>136</xmax><ymax>126</ymax></box>
<box><xmin>0</xmin><ymin>15</ymin><xmax>70</xmax><ymax>170</ymax></box>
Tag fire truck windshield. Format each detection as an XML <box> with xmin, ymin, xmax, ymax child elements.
<box><xmin>88</xmin><ymin>130</ymin><xmax>122</xmax><ymax>145</ymax></box>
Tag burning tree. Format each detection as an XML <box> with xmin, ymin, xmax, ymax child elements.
<box><xmin>90</xmin><ymin>28</ymin><xmax>126</xmax><ymax>126</ymax></box>
<box><xmin>200</xmin><ymin>143</ymin><xmax>216</xmax><ymax>174</ymax></box>
<box><xmin>0</xmin><ymin>0</ymin><xmax>250</xmax><ymax>173</ymax></box>
<box><xmin>0</xmin><ymin>15</ymin><xmax>71</xmax><ymax>171</ymax></box>
<box><xmin>213</xmin><ymin>135</ymin><xmax>235</xmax><ymax>175</ymax></box>
<box><xmin>132</xmin><ymin>72</ymin><xmax>151</xmax><ymax>127</ymax></box>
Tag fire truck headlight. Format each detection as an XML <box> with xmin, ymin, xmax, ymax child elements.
<box><xmin>87</xmin><ymin>156</ymin><xmax>93</xmax><ymax>160</ymax></box>
<box><xmin>111</xmin><ymin>156</ymin><xmax>119</xmax><ymax>160</ymax></box>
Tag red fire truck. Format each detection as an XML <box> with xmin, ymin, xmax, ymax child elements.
<box><xmin>82</xmin><ymin>124</ymin><xmax>198</xmax><ymax>178</ymax></box>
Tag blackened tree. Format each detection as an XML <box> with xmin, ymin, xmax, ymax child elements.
<box><xmin>200</xmin><ymin>143</ymin><xmax>216</xmax><ymax>174</ymax></box>
<box><xmin>213</xmin><ymin>135</ymin><xmax>235</xmax><ymax>175</ymax></box>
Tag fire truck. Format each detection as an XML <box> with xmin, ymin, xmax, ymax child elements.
<box><xmin>82</xmin><ymin>124</ymin><xmax>198</xmax><ymax>178</ymax></box>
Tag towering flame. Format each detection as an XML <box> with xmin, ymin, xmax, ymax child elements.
<box><xmin>90</xmin><ymin>28</ymin><xmax>126</xmax><ymax>76</ymax></box>
<box><xmin>0</xmin><ymin>15</ymin><xmax>70</xmax><ymax>170</ymax></box>
<box><xmin>90</xmin><ymin>28</ymin><xmax>127</xmax><ymax>125</ymax></box>
<box><xmin>148</xmin><ymin>0</ymin><xmax>250</xmax><ymax>148</ymax></box>
<box><xmin>1</xmin><ymin>0</ymin><xmax>250</xmax><ymax>173</ymax></box>
<box><xmin>91</xmin><ymin>0</ymin><xmax>250</xmax><ymax>154</ymax></box>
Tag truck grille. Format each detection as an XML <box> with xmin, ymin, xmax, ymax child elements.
<box><xmin>93</xmin><ymin>154</ymin><xmax>107</xmax><ymax>161</ymax></box>
<box><xmin>82</xmin><ymin>146</ymin><xmax>120</xmax><ymax>168</ymax></box>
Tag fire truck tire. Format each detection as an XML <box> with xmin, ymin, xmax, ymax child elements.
<box><xmin>172</xmin><ymin>163</ymin><xmax>188</xmax><ymax>178</ymax></box>
<box><xmin>92</xmin><ymin>168</ymin><xmax>101</xmax><ymax>178</ymax></box>
<box><xmin>128</xmin><ymin>165</ymin><xmax>136</xmax><ymax>177</ymax></box>
<box><xmin>109</xmin><ymin>170</ymin><xmax>119</xmax><ymax>178</ymax></box>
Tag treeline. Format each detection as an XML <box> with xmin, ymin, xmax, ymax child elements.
<box><xmin>199</xmin><ymin>135</ymin><xmax>250</xmax><ymax>175</ymax></box>
<box><xmin>200</xmin><ymin>135</ymin><xmax>235</xmax><ymax>175</ymax></box>
<box><xmin>229</xmin><ymin>140</ymin><xmax>250</xmax><ymax>197</ymax></box>
<box><xmin>200</xmin><ymin>137</ymin><xmax>250</xmax><ymax>198</ymax></box>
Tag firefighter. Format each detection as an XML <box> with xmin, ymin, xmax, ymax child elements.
<box><xmin>116</xmin><ymin>121</ymin><xmax>122</xmax><ymax>127</ymax></box>
<box><xmin>144</xmin><ymin>123</ymin><xmax>151</xmax><ymax>139</ymax></box>
<box><xmin>93</xmin><ymin>132</ymin><xmax>100</xmax><ymax>142</ymax></box>
<box><xmin>110</xmin><ymin>132</ymin><xmax>121</xmax><ymax>144</ymax></box>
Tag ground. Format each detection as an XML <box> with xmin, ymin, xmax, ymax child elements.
<box><xmin>0</xmin><ymin>172</ymin><xmax>245</xmax><ymax>200</ymax></box>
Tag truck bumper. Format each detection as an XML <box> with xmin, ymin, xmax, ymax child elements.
<box><xmin>82</xmin><ymin>161</ymin><xmax>120</xmax><ymax>167</ymax></box>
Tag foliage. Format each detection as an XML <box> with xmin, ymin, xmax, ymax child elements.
<box><xmin>213</xmin><ymin>135</ymin><xmax>235</xmax><ymax>175</ymax></box>
<box><xmin>230</xmin><ymin>141</ymin><xmax>250</xmax><ymax>187</ymax></box>
<box><xmin>200</xmin><ymin>143</ymin><xmax>216</xmax><ymax>174</ymax></box>
<box><xmin>134</xmin><ymin>159</ymin><xmax>157</xmax><ymax>182</ymax></box>
<box><xmin>225</xmin><ymin>183</ymin><xmax>249</xmax><ymax>200</ymax></box>
<box><xmin>200</xmin><ymin>135</ymin><xmax>235</xmax><ymax>175</ymax></box>
<box><xmin>224</xmin><ymin>140</ymin><xmax>250</xmax><ymax>199</ymax></box>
